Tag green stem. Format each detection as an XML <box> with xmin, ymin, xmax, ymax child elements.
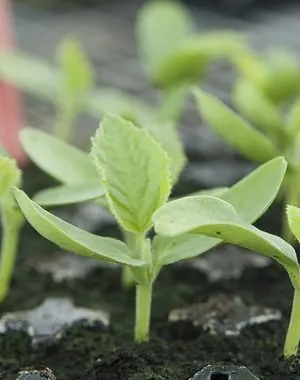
<box><xmin>284</xmin><ymin>288</ymin><xmax>300</xmax><ymax>357</ymax></box>
<box><xmin>121</xmin><ymin>231</ymin><xmax>136</xmax><ymax>289</ymax></box>
<box><xmin>53</xmin><ymin>102</ymin><xmax>76</xmax><ymax>142</ymax></box>
<box><xmin>282</xmin><ymin>168</ymin><xmax>300</xmax><ymax>243</ymax></box>
<box><xmin>134</xmin><ymin>282</ymin><xmax>153</xmax><ymax>343</ymax></box>
<box><xmin>0</xmin><ymin>221</ymin><xmax>22</xmax><ymax>303</ymax></box>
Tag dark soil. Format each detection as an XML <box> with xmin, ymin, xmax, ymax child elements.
<box><xmin>0</xmin><ymin>164</ymin><xmax>298</xmax><ymax>380</ymax></box>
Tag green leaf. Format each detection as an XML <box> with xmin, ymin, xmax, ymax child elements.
<box><xmin>33</xmin><ymin>181</ymin><xmax>105</xmax><ymax>207</ymax></box>
<box><xmin>157</xmin><ymin>83</ymin><xmax>190</xmax><ymax>122</ymax></box>
<box><xmin>232</xmin><ymin>79</ymin><xmax>284</xmax><ymax>137</ymax></box>
<box><xmin>287</xmin><ymin>205</ymin><xmax>300</xmax><ymax>243</ymax></box>
<box><xmin>91</xmin><ymin>115</ymin><xmax>171</xmax><ymax>233</ymax></box>
<box><xmin>155</xmin><ymin>32</ymin><xmax>245</xmax><ymax>87</ymax></box>
<box><xmin>136</xmin><ymin>0</ymin><xmax>193</xmax><ymax>78</ymax></box>
<box><xmin>221</xmin><ymin>156</ymin><xmax>287</xmax><ymax>222</ymax></box>
<box><xmin>57</xmin><ymin>38</ymin><xmax>94</xmax><ymax>101</ymax></box>
<box><xmin>0</xmin><ymin>158</ymin><xmax>21</xmax><ymax>199</ymax></box>
<box><xmin>194</xmin><ymin>89</ymin><xmax>278</xmax><ymax>162</ymax></box>
<box><xmin>13</xmin><ymin>188</ymin><xmax>145</xmax><ymax>267</ymax></box>
<box><xmin>144</xmin><ymin>121</ymin><xmax>187</xmax><ymax>184</ymax></box>
<box><xmin>85</xmin><ymin>88</ymin><xmax>153</xmax><ymax>126</ymax></box>
<box><xmin>153</xmin><ymin>156</ymin><xmax>287</xmax><ymax>265</ymax></box>
<box><xmin>153</xmin><ymin>195</ymin><xmax>299</xmax><ymax>286</ymax></box>
<box><xmin>152</xmin><ymin>233</ymin><xmax>219</xmax><ymax>266</ymax></box>
<box><xmin>20</xmin><ymin>128</ymin><xmax>98</xmax><ymax>184</ymax></box>
<box><xmin>0</xmin><ymin>51</ymin><xmax>60</xmax><ymax>100</ymax></box>
<box><xmin>263</xmin><ymin>49</ymin><xmax>300</xmax><ymax>104</ymax></box>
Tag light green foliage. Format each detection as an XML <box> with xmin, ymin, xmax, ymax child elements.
<box><xmin>137</xmin><ymin>1</ymin><xmax>245</xmax><ymax>88</ymax></box>
<box><xmin>153</xmin><ymin>157</ymin><xmax>287</xmax><ymax>265</ymax></box>
<box><xmin>0</xmin><ymin>158</ymin><xmax>21</xmax><ymax>199</ymax></box>
<box><xmin>91</xmin><ymin>115</ymin><xmax>171</xmax><ymax>233</ymax></box>
<box><xmin>232</xmin><ymin>48</ymin><xmax>300</xmax><ymax>104</ymax></box>
<box><xmin>20</xmin><ymin>128</ymin><xmax>98</xmax><ymax>184</ymax></box>
<box><xmin>153</xmin><ymin>195</ymin><xmax>298</xmax><ymax>281</ymax></box>
<box><xmin>194</xmin><ymin>89</ymin><xmax>278</xmax><ymax>162</ymax></box>
<box><xmin>33</xmin><ymin>181</ymin><xmax>105</xmax><ymax>207</ymax></box>
<box><xmin>14</xmin><ymin>119</ymin><xmax>288</xmax><ymax>343</ymax></box>
<box><xmin>136</xmin><ymin>0</ymin><xmax>193</xmax><ymax>79</ymax></box>
<box><xmin>232</xmin><ymin>79</ymin><xmax>284</xmax><ymax>137</ymax></box>
<box><xmin>287</xmin><ymin>205</ymin><xmax>300</xmax><ymax>242</ymax></box>
<box><xmin>57</xmin><ymin>38</ymin><xmax>94</xmax><ymax>101</ymax></box>
<box><xmin>144</xmin><ymin>121</ymin><xmax>186</xmax><ymax>184</ymax></box>
<box><xmin>154</xmin><ymin>32</ymin><xmax>245</xmax><ymax>87</ymax></box>
<box><xmin>0</xmin><ymin>158</ymin><xmax>24</xmax><ymax>303</ymax></box>
<box><xmin>13</xmin><ymin>188</ymin><xmax>144</xmax><ymax>266</ymax></box>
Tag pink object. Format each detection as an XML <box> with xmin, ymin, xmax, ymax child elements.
<box><xmin>0</xmin><ymin>0</ymin><xmax>26</xmax><ymax>165</ymax></box>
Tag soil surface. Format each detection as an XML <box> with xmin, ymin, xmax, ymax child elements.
<box><xmin>0</xmin><ymin>165</ymin><xmax>298</xmax><ymax>380</ymax></box>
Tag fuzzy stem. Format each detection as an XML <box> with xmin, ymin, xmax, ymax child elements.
<box><xmin>284</xmin><ymin>288</ymin><xmax>300</xmax><ymax>357</ymax></box>
<box><xmin>0</xmin><ymin>212</ymin><xmax>23</xmax><ymax>303</ymax></box>
<box><xmin>134</xmin><ymin>282</ymin><xmax>153</xmax><ymax>343</ymax></box>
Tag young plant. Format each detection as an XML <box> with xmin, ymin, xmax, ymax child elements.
<box><xmin>0</xmin><ymin>157</ymin><xmax>24</xmax><ymax>303</ymax></box>
<box><xmin>14</xmin><ymin>114</ymin><xmax>288</xmax><ymax>342</ymax></box>
<box><xmin>136</xmin><ymin>0</ymin><xmax>246</xmax><ymax>122</ymax></box>
<box><xmin>20</xmin><ymin>119</ymin><xmax>186</xmax><ymax>289</ymax></box>
<box><xmin>153</xmin><ymin>190</ymin><xmax>300</xmax><ymax>358</ymax></box>
<box><xmin>54</xmin><ymin>37</ymin><xmax>94</xmax><ymax>142</ymax></box>
<box><xmin>194</xmin><ymin>88</ymin><xmax>300</xmax><ymax>241</ymax></box>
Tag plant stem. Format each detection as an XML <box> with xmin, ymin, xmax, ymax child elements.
<box><xmin>282</xmin><ymin>168</ymin><xmax>300</xmax><ymax>242</ymax></box>
<box><xmin>134</xmin><ymin>282</ymin><xmax>153</xmax><ymax>343</ymax></box>
<box><xmin>284</xmin><ymin>288</ymin><xmax>300</xmax><ymax>357</ymax></box>
<box><xmin>121</xmin><ymin>231</ymin><xmax>136</xmax><ymax>289</ymax></box>
<box><xmin>0</xmin><ymin>216</ymin><xmax>22</xmax><ymax>303</ymax></box>
<box><xmin>53</xmin><ymin>102</ymin><xmax>76</xmax><ymax>142</ymax></box>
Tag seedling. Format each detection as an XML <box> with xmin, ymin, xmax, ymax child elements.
<box><xmin>20</xmin><ymin>118</ymin><xmax>186</xmax><ymax>289</ymax></box>
<box><xmin>194</xmin><ymin>88</ymin><xmax>300</xmax><ymax>241</ymax></box>
<box><xmin>54</xmin><ymin>37</ymin><xmax>94</xmax><ymax>142</ymax></box>
<box><xmin>0</xmin><ymin>157</ymin><xmax>24</xmax><ymax>303</ymax></box>
<box><xmin>153</xmin><ymin>186</ymin><xmax>300</xmax><ymax>358</ymax></box>
<box><xmin>14</xmin><ymin>115</ymin><xmax>288</xmax><ymax>342</ymax></box>
<box><xmin>136</xmin><ymin>1</ymin><xmax>246</xmax><ymax>122</ymax></box>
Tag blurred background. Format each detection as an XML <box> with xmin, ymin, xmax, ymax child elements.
<box><xmin>2</xmin><ymin>0</ymin><xmax>300</xmax><ymax>191</ymax></box>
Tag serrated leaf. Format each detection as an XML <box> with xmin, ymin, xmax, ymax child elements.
<box><xmin>91</xmin><ymin>115</ymin><xmax>171</xmax><ymax>233</ymax></box>
<box><xmin>136</xmin><ymin>0</ymin><xmax>193</xmax><ymax>77</ymax></box>
<box><xmin>20</xmin><ymin>128</ymin><xmax>98</xmax><ymax>184</ymax></box>
<box><xmin>287</xmin><ymin>205</ymin><xmax>300</xmax><ymax>243</ymax></box>
<box><xmin>153</xmin><ymin>157</ymin><xmax>287</xmax><ymax>265</ymax></box>
<box><xmin>232</xmin><ymin>79</ymin><xmax>284</xmax><ymax>137</ymax></box>
<box><xmin>57</xmin><ymin>38</ymin><xmax>94</xmax><ymax>101</ymax></box>
<box><xmin>155</xmin><ymin>32</ymin><xmax>245</xmax><ymax>87</ymax></box>
<box><xmin>153</xmin><ymin>195</ymin><xmax>299</xmax><ymax>287</ymax></box>
<box><xmin>13</xmin><ymin>188</ymin><xmax>145</xmax><ymax>267</ymax></box>
<box><xmin>194</xmin><ymin>89</ymin><xmax>278</xmax><ymax>162</ymax></box>
<box><xmin>33</xmin><ymin>181</ymin><xmax>105</xmax><ymax>207</ymax></box>
<box><xmin>144</xmin><ymin>122</ymin><xmax>187</xmax><ymax>184</ymax></box>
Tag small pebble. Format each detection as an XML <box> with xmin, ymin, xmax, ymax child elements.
<box><xmin>0</xmin><ymin>297</ymin><xmax>109</xmax><ymax>345</ymax></box>
<box><xmin>16</xmin><ymin>367</ymin><xmax>56</xmax><ymax>380</ymax></box>
<box><xmin>188</xmin><ymin>245</ymin><xmax>270</xmax><ymax>282</ymax></box>
<box><xmin>169</xmin><ymin>293</ymin><xmax>281</xmax><ymax>336</ymax></box>
<box><xmin>32</xmin><ymin>252</ymin><xmax>115</xmax><ymax>283</ymax></box>
<box><xmin>191</xmin><ymin>364</ymin><xmax>260</xmax><ymax>379</ymax></box>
